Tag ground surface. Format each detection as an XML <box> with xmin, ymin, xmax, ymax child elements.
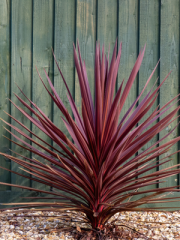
<box><xmin>0</xmin><ymin>209</ymin><xmax>180</xmax><ymax>239</ymax></box>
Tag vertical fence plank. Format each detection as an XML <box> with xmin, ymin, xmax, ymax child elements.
<box><xmin>138</xmin><ymin>0</ymin><xmax>160</xmax><ymax>190</ymax></box>
<box><xmin>32</xmin><ymin>0</ymin><xmax>54</xmax><ymax>190</ymax></box>
<box><xmin>54</xmin><ymin>0</ymin><xmax>75</xmax><ymax>150</ymax></box>
<box><xmin>97</xmin><ymin>0</ymin><xmax>117</xmax><ymax>61</ymax></box>
<box><xmin>75</xmin><ymin>0</ymin><xmax>96</xmax><ymax>113</ymax></box>
<box><xmin>118</xmin><ymin>0</ymin><xmax>138</xmax><ymax>167</ymax></box>
<box><xmin>11</xmin><ymin>0</ymin><xmax>32</xmax><ymax>190</ymax></box>
<box><xmin>0</xmin><ymin>0</ymin><xmax>11</xmax><ymax>190</ymax></box>
<box><xmin>118</xmin><ymin>0</ymin><xmax>138</xmax><ymax>120</ymax></box>
<box><xmin>159</xmin><ymin>0</ymin><xmax>179</xmax><ymax>190</ymax></box>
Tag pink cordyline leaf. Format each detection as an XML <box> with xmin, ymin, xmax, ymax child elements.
<box><xmin>0</xmin><ymin>41</ymin><xmax>180</xmax><ymax>230</ymax></box>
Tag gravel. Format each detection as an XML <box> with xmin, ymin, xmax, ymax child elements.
<box><xmin>0</xmin><ymin>209</ymin><xmax>180</xmax><ymax>239</ymax></box>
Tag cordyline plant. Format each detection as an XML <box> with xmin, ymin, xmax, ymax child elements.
<box><xmin>1</xmin><ymin>40</ymin><xmax>180</xmax><ymax>232</ymax></box>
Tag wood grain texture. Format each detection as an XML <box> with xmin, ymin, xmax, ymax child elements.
<box><xmin>0</xmin><ymin>0</ymin><xmax>11</xmax><ymax>190</ymax></box>
<box><xmin>53</xmin><ymin>0</ymin><xmax>75</xmax><ymax>150</ymax></box>
<box><xmin>118</xmin><ymin>0</ymin><xmax>138</xmax><ymax>165</ymax></box>
<box><xmin>118</xmin><ymin>0</ymin><xmax>138</xmax><ymax>120</ymax></box>
<box><xmin>97</xmin><ymin>0</ymin><xmax>117</xmax><ymax>61</ymax></box>
<box><xmin>75</xmin><ymin>0</ymin><xmax>96</xmax><ymax>113</ymax></box>
<box><xmin>11</xmin><ymin>0</ymin><xmax>32</xmax><ymax>190</ymax></box>
<box><xmin>32</xmin><ymin>0</ymin><xmax>54</xmax><ymax>190</ymax></box>
<box><xmin>159</xmin><ymin>0</ymin><xmax>179</xmax><ymax>189</ymax></box>
<box><xmin>138</xmin><ymin>0</ymin><xmax>160</xmax><ymax>190</ymax></box>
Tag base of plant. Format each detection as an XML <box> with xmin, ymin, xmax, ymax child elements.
<box><xmin>52</xmin><ymin>223</ymin><xmax>151</xmax><ymax>240</ymax></box>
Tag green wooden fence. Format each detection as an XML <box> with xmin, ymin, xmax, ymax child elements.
<box><xmin>0</xmin><ymin>0</ymin><xmax>180</xmax><ymax>207</ymax></box>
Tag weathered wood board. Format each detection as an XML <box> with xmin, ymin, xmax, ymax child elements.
<box><xmin>75</xmin><ymin>0</ymin><xmax>96</xmax><ymax>112</ymax></box>
<box><xmin>31</xmin><ymin>0</ymin><xmax>54</xmax><ymax>191</ymax></box>
<box><xmin>159</xmin><ymin>0</ymin><xmax>179</xmax><ymax>189</ymax></box>
<box><xmin>11</xmin><ymin>0</ymin><xmax>32</xmax><ymax>190</ymax></box>
<box><xmin>0</xmin><ymin>0</ymin><xmax>11</xmax><ymax>191</ymax></box>
<box><xmin>138</xmin><ymin>0</ymin><xmax>160</xmax><ymax>191</ymax></box>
